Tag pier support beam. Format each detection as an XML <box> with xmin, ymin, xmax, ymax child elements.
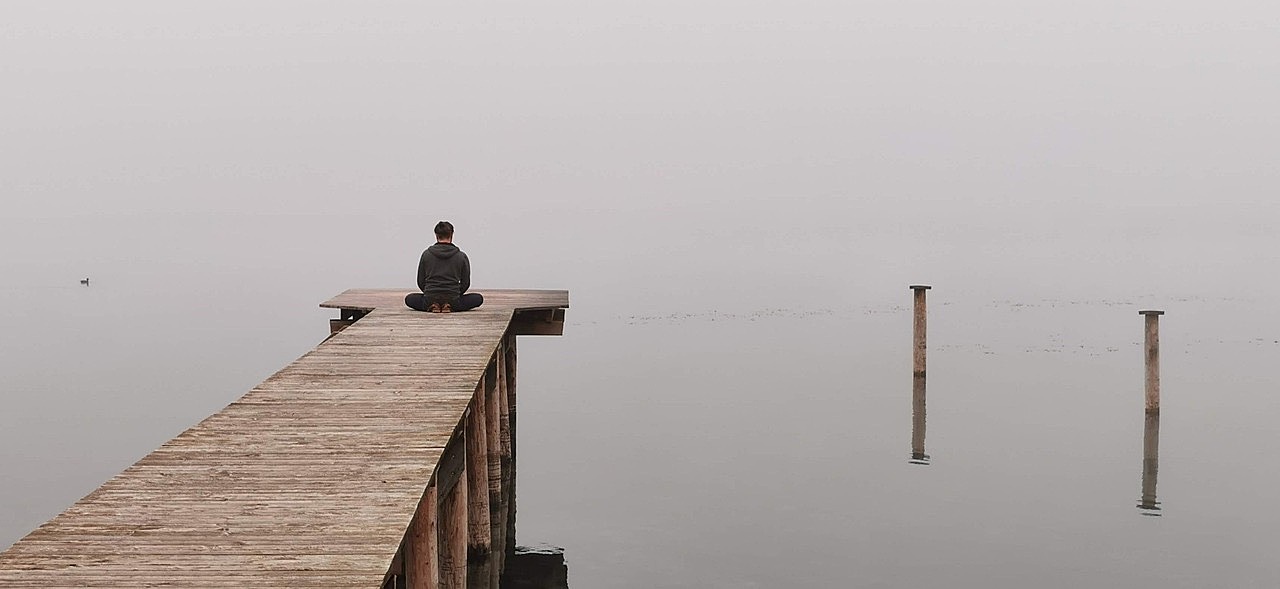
<box><xmin>437</xmin><ymin>439</ymin><xmax>468</xmax><ymax>589</ymax></box>
<box><xmin>496</xmin><ymin>340</ymin><xmax>513</xmax><ymax>569</ymax></box>
<box><xmin>407</xmin><ymin>486</ymin><xmax>439</xmax><ymax>589</ymax></box>
<box><xmin>465</xmin><ymin>379</ymin><xmax>493</xmax><ymax>588</ymax></box>
<box><xmin>484</xmin><ymin>360</ymin><xmax>504</xmax><ymax>588</ymax></box>
<box><xmin>504</xmin><ymin>334</ymin><xmax>518</xmax><ymax>555</ymax></box>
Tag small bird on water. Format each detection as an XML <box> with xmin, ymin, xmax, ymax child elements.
<box><xmin>80</xmin><ymin>278</ymin><xmax>90</xmax><ymax>286</ymax></box>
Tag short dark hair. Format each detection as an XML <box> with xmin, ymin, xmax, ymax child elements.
<box><xmin>434</xmin><ymin>221</ymin><xmax>455</xmax><ymax>239</ymax></box>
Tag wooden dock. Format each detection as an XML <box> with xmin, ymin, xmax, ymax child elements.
<box><xmin>0</xmin><ymin>288</ymin><xmax>568</xmax><ymax>588</ymax></box>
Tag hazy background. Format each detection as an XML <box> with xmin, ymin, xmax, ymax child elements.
<box><xmin>2</xmin><ymin>2</ymin><xmax>1278</xmax><ymax>587</ymax></box>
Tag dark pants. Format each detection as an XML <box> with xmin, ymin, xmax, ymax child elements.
<box><xmin>404</xmin><ymin>292</ymin><xmax>484</xmax><ymax>312</ymax></box>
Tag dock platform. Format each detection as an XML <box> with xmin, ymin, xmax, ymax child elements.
<box><xmin>0</xmin><ymin>288</ymin><xmax>568</xmax><ymax>588</ymax></box>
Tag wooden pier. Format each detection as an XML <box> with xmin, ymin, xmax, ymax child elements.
<box><xmin>0</xmin><ymin>288</ymin><xmax>568</xmax><ymax>588</ymax></box>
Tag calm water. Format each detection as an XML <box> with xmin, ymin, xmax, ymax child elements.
<box><xmin>516</xmin><ymin>295</ymin><xmax>1280</xmax><ymax>588</ymax></box>
<box><xmin>4</xmin><ymin>2</ymin><xmax>1280</xmax><ymax>586</ymax></box>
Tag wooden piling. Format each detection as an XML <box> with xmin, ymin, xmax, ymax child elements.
<box><xmin>465</xmin><ymin>379</ymin><xmax>492</xmax><ymax>588</ymax></box>
<box><xmin>484</xmin><ymin>359</ymin><xmax>503</xmax><ymax>588</ymax></box>
<box><xmin>1139</xmin><ymin>310</ymin><xmax>1164</xmax><ymax>413</ymax></box>
<box><xmin>407</xmin><ymin>485</ymin><xmax>439</xmax><ymax>589</ymax></box>
<box><xmin>438</xmin><ymin>441</ymin><xmax>468</xmax><ymax>589</ymax></box>
<box><xmin>495</xmin><ymin>340</ymin><xmax>512</xmax><ymax>573</ymax></box>
<box><xmin>910</xmin><ymin>285</ymin><xmax>931</xmax><ymax>379</ymax></box>
<box><xmin>504</xmin><ymin>334</ymin><xmax>518</xmax><ymax>555</ymax></box>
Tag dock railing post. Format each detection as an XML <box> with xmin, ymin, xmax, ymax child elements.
<box><xmin>1139</xmin><ymin>310</ymin><xmax>1164</xmax><ymax>413</ymax></box>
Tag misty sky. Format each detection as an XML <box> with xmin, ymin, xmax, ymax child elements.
<box><xmin>3</xmin><ymin>2</ymin><xmax>1277</xmax><ymax>304</ymax></box>
<box><xmin>4</xmin><ymin>1</ymin><xmax>1278</xmax><ymax>214</ymax></box>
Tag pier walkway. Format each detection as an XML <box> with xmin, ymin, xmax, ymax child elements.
<box><xmin>0</xmin><ymin>288</ymin><xmax>568</xmax><ymax>588</ymax></box>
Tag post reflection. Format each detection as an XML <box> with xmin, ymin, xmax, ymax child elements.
<box><xmin>1137</xmin><ymin>412</ymin><xmax>1161</xmax><ymax>516</ymax></box>
<box><xmin>909</xmin><ymin>375</ymin><xmax>929</xmax><ymax>465</ymax></box>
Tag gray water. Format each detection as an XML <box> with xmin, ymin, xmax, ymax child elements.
<box><xmin>3</xmin><ymin>2</ymin><xmax>1280</xmax><ymax>587</ymax></box>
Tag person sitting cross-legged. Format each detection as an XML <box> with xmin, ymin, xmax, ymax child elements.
<box><xmin>404</xmin><ymin>221</ymin><xmax>483</xmax><ymax>313</ymax></box>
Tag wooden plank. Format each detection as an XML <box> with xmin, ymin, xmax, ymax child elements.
<box><xmin>321</xmin><ymin>289</ymin><xmax>568</xmax><ymax>313</ymax></box>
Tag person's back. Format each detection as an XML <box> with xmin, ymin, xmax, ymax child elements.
<box><xmin>405</xmin><ymin>221</ymin><xmax>484</xmax><ymax>313</ymax></box>
<box><xmin>419</xmin><ymin>242</ymin><xmax>468</xmax><ymax>299</ymax></box>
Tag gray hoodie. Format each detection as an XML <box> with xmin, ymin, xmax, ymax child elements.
<box><xmin>417</xmin><ymin>243</ymin><xmax>471</xmax><ymax>299</ymax></box>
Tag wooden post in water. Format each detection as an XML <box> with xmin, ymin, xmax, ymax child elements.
<box><xmin>1139</xmin><ymin>310</ymin><xmax>1164</xmax><ymax>413</ymax></box>
<box><xmin>910</xmin><ymin>285</ymin><xmax>931</xmax><ymax>379</ymax></box>
<box><xmin>494</xmin><ymin>339</ymin><xmax>513</xmax><ymax>577</ymax></box>
<box><xmin>484</xmin><ymin>359</ymin><xmax>503</xmax><ymax>588</ymax></box>
<box><xmin>407</xmin><ymin>485</ymin><xmax>439</xmax><ymax>589</ymax></box>
<box><xmin>465</xmin><ymin>378</ymin><xmax>493</xmax><ymax>589</ymax></box>
<box><xmin>1138</xmin><ymin>412</ymin><xmax>1162</xmax><ymax>515</ymax></box>
<box><xmin>504</xmin><ymin>334</ymin><xmax>518</xmax><ymax>555</ymax></box>
<box><xmin>909</xmin><ymin>285</ymin><xmax>931</xmax><ymax>464</ymax></box>
<box><xmin>437</xmin><ymin>439</ymin><xmax>468</xmax><ymax>589</ymax></box>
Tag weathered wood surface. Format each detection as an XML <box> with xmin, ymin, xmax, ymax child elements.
<box><xmin>910</xmin><ymin>285</ymin><xmax>930</xmax><ymax>378</ymax></box>
<box><xmin>464</xmin><ymin>382</ymin><xmax>492</xmax><ymax>588</ymax></box>
<box><xmin>406</xmin><ymin>485</ymin><xmax>438</xmax><ymax>589</ymax></box>
<box><xmin>321</xmin><ymin>289</ymin><xmax>569</xmax><ymax>314</ymax></box>
<box><xmin>0</xmin><ymin>289</ymin><xmax>567</xmax><ymax>587</ymax></box>
<box><xmin>437</xmin><ymin>471</ymin><xmax>467</xmax><ymax>589</ymax></box>
<box><xmin>1140</xmin><ymin>310</ymin><xmax>1163</xmax><ymax>413</ymax></box>
<box><xmin>483</xmin><ymin>360</ymin><xmax>504</xmax><ymax>588</ymax></box>
<box><xmin>502</xmin><ymin>336</ymin><xmax>518</xmax><ymax>555</ymax></box>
